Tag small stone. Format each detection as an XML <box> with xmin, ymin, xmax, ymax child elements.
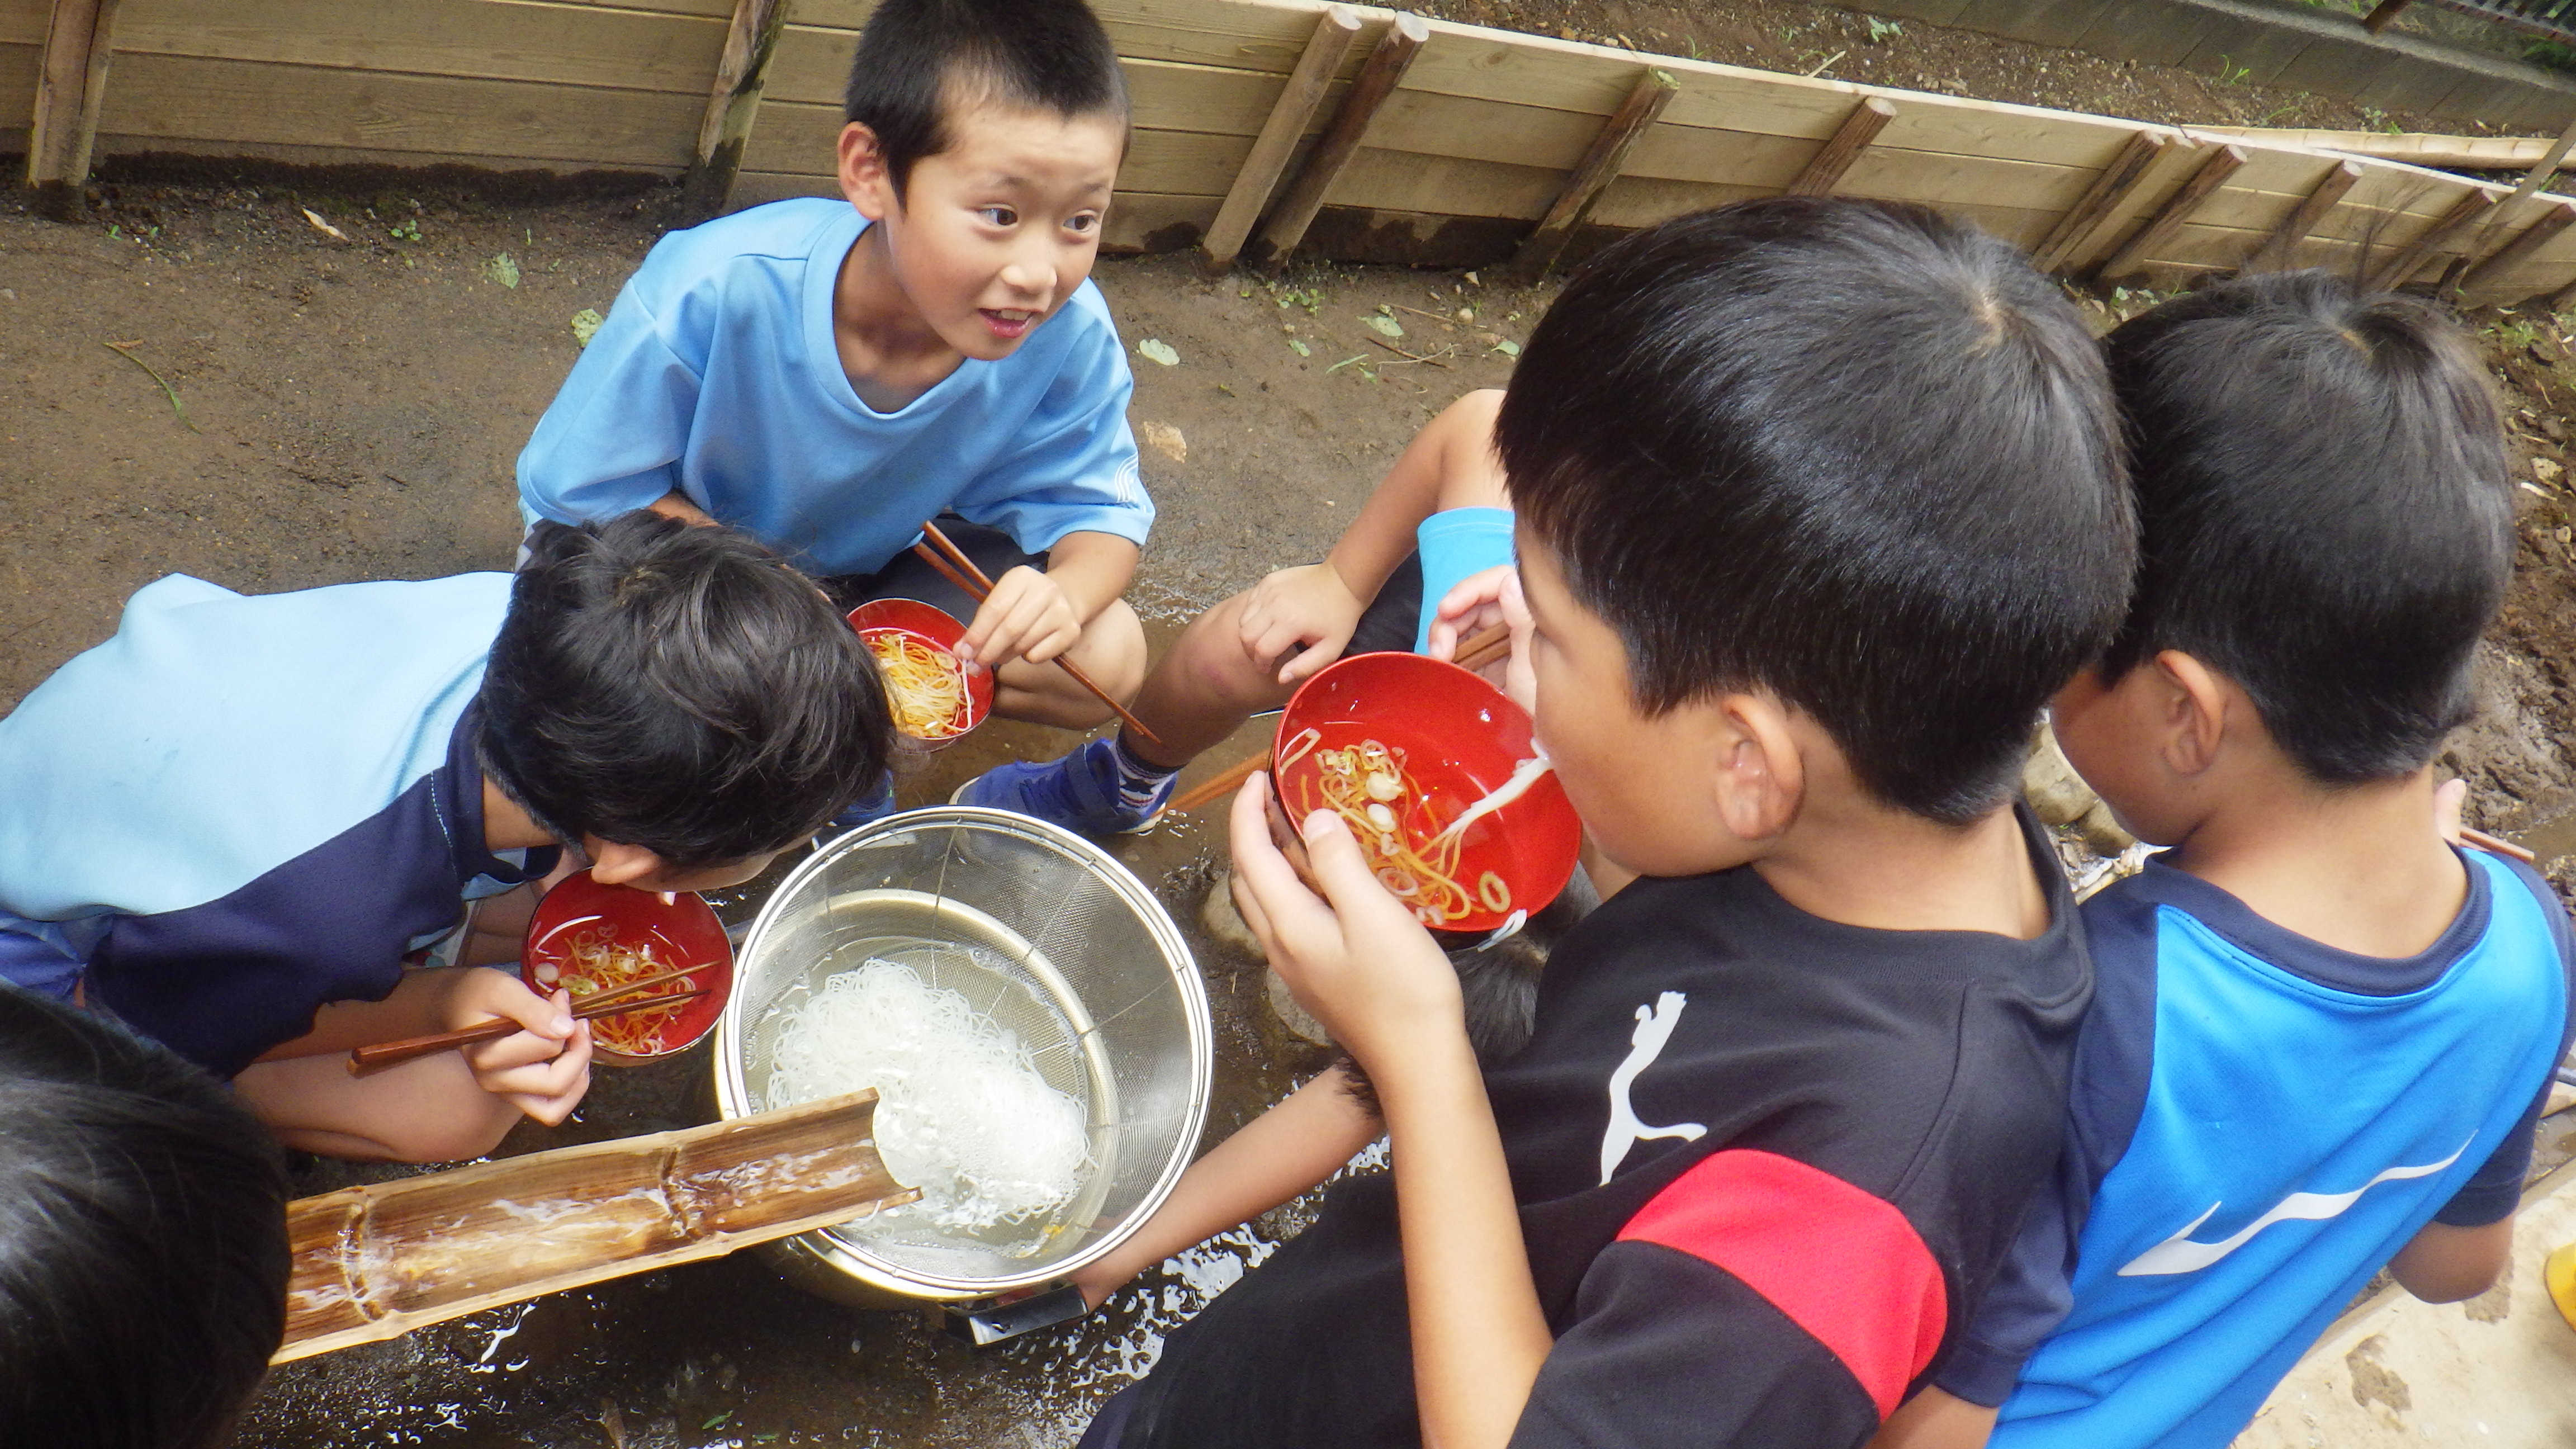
<box><xmin>1200</xmin><ymin>872</ymin><xmax>1260</xmax><ymax>958</ymax></box>
<box><xmin>1456</xmin><ymin>307</ymin><xmax>1475</xmax><ymax>323</ymax></box>
<box><xmin>2535</xmin><ymin>335</ymin><xmax>2568</xmax><ymax>365</ymax></box>
<box><xmin>2023</xmin><ymin>724</ymin><xmax>2099</xmax><ymax>828</ymax></box>
<box><xmin>2546</xmin><ymin>415</ymin><xmax>2569</xmax><ymax>443</ymax></box>
<box><xmin>1139</xmin><ymin>419</ymin><xmax>1187</xmax><ymax>466</ymax></box>
<box><xmin>2536</xmin><ymin>457</ymin><xmax>2565</xmax><ymax>487</ymax></box>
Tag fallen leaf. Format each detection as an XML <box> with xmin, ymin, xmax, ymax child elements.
<box><xmin>1365</xmin><ymin>314</ymin><xmax>1405</xmax><ymax>338</ymax></box>
<box><xmin>485</xmin><ymin>253</ymin><xmax>520</xmax><ymax>288</ymax></box>
<box><xmin>570</xmin><ymin>308</ymin><xmax>605</xmax><ymax>346</ymax></box>
<box><xmin>1491</xmin><ymin>338</ymin><xmax>1522</xmax><ymax>357</ymax></box>
<box><xmin>299</xmin><ymin>208</ymin><xmax>348</xmax><ymax>242</ymax></box>
<box><xmin>1137</xmin><ymin>338</ymin><xmax>1180</xmax><ymax>366</ymax></box>
<box><xmin>1289</xmin><ymin>339</ymin><xmax>1311</xmax><ymax>357</ymax></box>
<box><xmin>1139</xmin><ymin>420</ymin><xmax>1187</xmax><ymax>465</ymax></box>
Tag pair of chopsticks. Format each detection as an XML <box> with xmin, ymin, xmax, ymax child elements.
<box><xmin>1167</xmin><ymin>622</ymin><xmax>1517</xmax><ymax>816</ymax></box>
<box><xmin>345</xmin><ymin>964</ymin><xmax>712</xmax><ymax>1073</ymax></box>
<box><xmin>908</xmin><ymin>520</ymin><xmax>1163</xmax><ymax>746</ymax></box>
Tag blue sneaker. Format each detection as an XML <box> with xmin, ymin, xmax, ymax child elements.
<box><xmin>819</xmin><ymin>771</ymin><xmax>899</xmax><ymax>841</ymax></box>
<box><xmin>953</xmin><ymin>738</ymin><xmax>1174</xmax><ymax>835</ymax></box>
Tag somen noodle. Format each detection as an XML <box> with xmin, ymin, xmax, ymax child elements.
<box><xmin>1277</xmin><ymin>728</ymin><xmax>1510</xmax><ymax>926</ymax></box>
<box><xmin>864</xmin><ymin>629</ymin><xmax>970</xmax><ymax>740</ymax></box>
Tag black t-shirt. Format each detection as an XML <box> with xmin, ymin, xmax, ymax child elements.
<box><xmin>1114</xmin><ymin>809</ymin><xmax>2091</xmax><ymax>1448</ymax></box>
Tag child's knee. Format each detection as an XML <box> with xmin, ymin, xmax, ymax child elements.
<box><xmin>1078</xmin><ymin>601</ymin><xmax>1149</xmax><ymax>703</ymax></box>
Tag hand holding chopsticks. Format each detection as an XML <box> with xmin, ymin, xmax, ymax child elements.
<box><xmin>347</xmin><ymin>964</ymin><xmax>711</xmax><ymax>1073</ymax></box>
<box><xmin>910</xmin><ymin>520</ymin><xmax>1164</xmax><ymax>746</ymax></box>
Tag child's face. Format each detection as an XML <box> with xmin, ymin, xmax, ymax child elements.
<box><xmin>1516</xmin><ymin>534</ymin><xmax>1770</xmax><ymax>879</ymax></box>
<box><xmin>844</xmin><ymin>101</ymin><xmax>1124</xmax><ymax>362</ymax></box>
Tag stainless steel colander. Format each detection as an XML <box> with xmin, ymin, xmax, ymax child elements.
<box><xmin>712</xmin><ymin>807</ymin><xmax>1211</xmax><ymax>1303</ymax></box>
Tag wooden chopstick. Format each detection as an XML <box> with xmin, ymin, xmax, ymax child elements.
<box><xmin>912</xmin><ymin>520</ymin><xmax>1165</xmax><ymax>746</ymax></box>
<box><xmin>347</xmin><ymin>987</ymin><xmax>709</xmax><ymax>1073</ymax></box>
<box><xmin>1169</xmin><ymin>623</ymin><xmax>1521</xmax><ymax>816</ymax></box>
<box><xmin>2463</xmin><ymin>826</ymin><xmax>2540</xmax><ymax>864</ymax></box>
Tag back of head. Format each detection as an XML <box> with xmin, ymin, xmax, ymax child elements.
<box><xmin>482</xmin><ymin>515</ymin><xmax>893</xmax><ymax>866</ymax></box>
<box><xmin>843</xmin><ymin>0</ymin><xmax>1130</xmax><ymax>192</ymax></box>
<box><xmin>0</xmin><ymin>986</ymin><xmax>289</xmax><ymax>1448</ymax></box>
<box><xmin>2103</xmin><ymin>271</ymin><xmax>2511</xmax><ymax>784</ymax></box>
<box><xmin>1499</xmin><ymin>197</ymin><xmax>2135</xmax><ymax>823</ymax></box>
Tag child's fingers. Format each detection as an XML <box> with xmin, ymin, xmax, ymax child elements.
<box><xmin>2434</xmin><ymin>776</ymin><xmax>2469</xmax><ymax>845</ymax></box>
<box><xmin>1229</xmin><ymin>773</ymin><xmax>1341</xmax><ymax>953</ymax></box>
<box><xmin>1295</xmin><ymin>807</ymin><xmax>1407</xmax><ymax>926</ymax></box>
<box><xmin>1275</xmin><ymin>635</ymin><xmax>1347</xmax><ymax>686</ymax></box>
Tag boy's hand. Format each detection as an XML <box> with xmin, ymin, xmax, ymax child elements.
<box><xmin>1229</xmin><ymin>773</ymin><xmax>1462</xmax><ymax>1072</ymax></box>
<box><xmin>959</xmin><ymin>565</ymin><xmax>1081</xmax><ymax>668</ymax></box>
<box><xmin>443</xmin><ymin>968</ymin><xmax>594</xmax><ymax>1126</ymax></box>
<box><xmin>1239</xmin><ymin>563</ymin><xmax>1368</xmax><ymax>685</ymax></box>
<box><xmin>1424</xmin><ymin>564</ymin><xmax>1537</xmax><ymax>715</ymax></box>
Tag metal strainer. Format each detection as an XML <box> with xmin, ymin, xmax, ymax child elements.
<box><xmin>711</xmin><ymin>807</ymin><xmax>1211</xmax><ymax>1304</ymax></box>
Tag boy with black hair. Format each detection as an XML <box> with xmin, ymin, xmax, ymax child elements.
<box><xmin>1067</xmin><ymin>197</ymin><xmax>2135</xmax><ymax>1449</ymax></box>
<box><xmin>0</xmin><ymin>981</ymin><xmax>290</xmax><ymax>1449</ymax></box>
<box><xmin>0</xmin><ymin>514</ymin><xmax>889</xmax><ymax>1162</ymax></box>
<box><xmin>1878</xmin><ymin>273</ymin><xmax>2574</xmax><ymax>1449</ymax></box>
<box><xmin>520</xmin><ymin>0</ymin><xmax>1150</xmax><ymax>765</ymax></box>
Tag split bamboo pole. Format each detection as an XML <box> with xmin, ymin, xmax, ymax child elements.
<box><xmin>2031</xmin><ymin>131</ymin><xmax>2166</xmax><ymax>275</ymax></box>
<box><xmin>2366</xmin><ymin>188</ymin><xmax>2496</xmax><ymax>292</ymax></box>
<box><xmin>1786</xmin><ymin>97</ymin><xmax>1896</xmax><ymax>197</ymax></box>
<box><xmin>1200</xmin><ymin>7</ymin><xmax>1364</xmax><ymax>274</ymax></box>
<box><xmin>2465</xmin><ymin>113</ymin><xmax>2576</xmax><ymax>262</ymax></box>
<box><xmin>1506</xmin><ymin>65</ymin><xmax>1678</xmax><ymax>283</ymax></box>
<box><xmin>23</xmin><ymin>0</ymin><xmax>125</xmax><ymax>219</ymax></box>
<box><xmin>2242</xmin><ymin>159</ymin><xmax>2363</xmax><ymax>274</ymax></box>
<box><xmin>683</xmin><ymin>0</ymin><xmax>792</xmax><ymax>221</ymax></box>
<box><xmin>2461</xmin><ymin>200</ymin><xmax>2576</xmax><ymax>297</ymax></box>
<box><xmin>1252</xmin><ymin>11</ymin><xmax>1429</xmax><ymax>264</ymax></box>
<box><xmin>2096</xmin><ymin>144</ymin><xmax>2247</xmax><ymax>282</ymax></box>
<box><xmin>276</xmin><ymin>1092</ymin><xmax>913</xmax><ymax>1363</ymax></box>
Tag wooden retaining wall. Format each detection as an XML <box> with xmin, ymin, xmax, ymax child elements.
<box><xmin>8</xmin><ymin>0</ymin><xmax>2576</xmax><ymax>306</ymax></box>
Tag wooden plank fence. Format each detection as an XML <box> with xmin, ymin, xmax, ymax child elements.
<box><xmin>7</xmin><ymin>0</ymin><xmax>2576</xmax><ymax>306</ymax></box>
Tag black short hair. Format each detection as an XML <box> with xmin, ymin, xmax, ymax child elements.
<box><xmin>0</xmin><ymin>984</ymin><xmax>289</xmax><ymax>1448</ymax></box>
<box><xmin>2100</xmin><ymin>271</ymin><xmax>2512</xmax><ymax>784</ymax></box>
<box><xmin>480</xmin><ymin>515</ymin><xmax>893</xmax><ymax>868</ymax></box>
<box><xmin>1500</xmin><ymin>198</ymin><xmax>2134</xmax><ymax>825</ymax></box>
<box><xmin>843</xmin><ymin>0</ymin><xmax>1130</xmax><ymax>195</ymax></box>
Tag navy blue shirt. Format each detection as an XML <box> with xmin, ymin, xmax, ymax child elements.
<box><xmin>0</xmin><ymin>574</ymin><xmax>558</xmax><ymax>1076</ymax></box>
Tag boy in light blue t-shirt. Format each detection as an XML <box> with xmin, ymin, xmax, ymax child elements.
<box><xmin>520</xmin><ymin>0</ymin><xmax>1149</xmax><ymax>759</ymax></box>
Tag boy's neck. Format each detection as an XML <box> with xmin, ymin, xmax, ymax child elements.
<box><xmin>2166</xmin><ymin>769</ymin><xmax>2466</xmax><ymax>959</ymax></box>
<box><xmin>834</xmin><ymin>220</ymin><xmax>964</xmax><ymax>413</ymax></box>
<box><xmin>1754</xmin><ymin>796</ymin><xmax>2050</xmax><ymax>941</ymax></box>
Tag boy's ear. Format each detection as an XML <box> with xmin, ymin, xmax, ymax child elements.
<box><xmin>583</xmin><ymin>838</ymin><xmax>671</xmax><ymax>889</ymax></box>
<box><xmin>2149</xmin><ymin>650</ymin><xmax>2231</xmax><ymax>776</ymax></box>
<box><xmin>1707</xmin><ymin>692</ymin><xmax>1805</xmax><ymax>845</ymax></box>
<box><xmin>837</xmin><ymin>122</ymin><xmax>898</xmax><ymax>221</ymax></box>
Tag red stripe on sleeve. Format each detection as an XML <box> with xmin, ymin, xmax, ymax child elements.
<box><xmin>1616</xmin><ymin>1149</ymin><xmax>1946</xmax><ymax>1418</ymax></box>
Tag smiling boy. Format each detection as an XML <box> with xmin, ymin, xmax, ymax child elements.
<box><xmin>519</xmin><ymin>0</ymin><xmax>1148</xmax><ymax>749</ymax></box>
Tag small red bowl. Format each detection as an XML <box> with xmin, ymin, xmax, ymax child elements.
<box><xmin>1272</xmin><ymin>652</ymin><xmax>1579</xmax><ymax>935</ymax></box>
<box><xmin>521</xmin><ymin>871</ymin><xmax>734</xmax><ymax>1065</ymax></box>
<box><xmin>847</xmin><ymin>598</ymin><xmax>993</xmax><ymax>744</ymax></box>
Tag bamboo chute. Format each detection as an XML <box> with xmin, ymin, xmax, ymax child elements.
<box><xmin>276</xmin><ymin>1091</ymin><xmax>914</xmax><ymax>1363</ymax></box>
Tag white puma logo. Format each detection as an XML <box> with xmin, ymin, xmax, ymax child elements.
<box><xmin>1599</xmin><ymin>991</ymin><xmax>1708</xmax><ymax>1185</ymax></box>
<box><xmin>2117</xmin><ymin>1139</ymin><xmax>2474</xmax><ymax>1277</ymax></box>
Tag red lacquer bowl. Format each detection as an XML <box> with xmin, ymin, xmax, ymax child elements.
<box><xmin>847</xmin><ymin>597</ymin><xmax>993</xmax><ymax>745</ymax></box>
<box><xmin>1272</xmin><ymin>652</ymin><xmax>1579</xmax><ymax>935</ymax></box>
<box><xmin>521</xmin><ymin>870</ymin><xmax>733</xmax><ymax>1064</ymax></box>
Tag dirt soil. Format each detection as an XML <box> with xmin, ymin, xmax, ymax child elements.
<box><xmin>3</xmin><ymin>2</ymin><xmax>2576</xmax><ymax>1445</ymax></box>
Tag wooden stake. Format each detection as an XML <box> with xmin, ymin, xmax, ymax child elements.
<box><xmin>2095</xmin><ymin>143</ymin><xmax>2247</xmax><ymax>283</ymax></box>
<box><xmin>681</xmin><ymin>0</ymin><xmax>789</xmax><ymax>222</ymax></box>
<box><xmin>2242</xmin><ymin>159</ymin><xmax>2362</xmax><ymax>273</ymax></box>
<box><xmin>24</xmin><ymin>0</ymin><xmax>125</xmax><ymax>217</ymax></box>
<box><xmin>1201</xmin><ymin>7</ymin><xmax>1365</xmax><ymax>274</ymax></box>
<box><xmin>2465</xmin><ymin>112</ymin><xmax>2576</xmax><ymax>260</ymax></box>
<box><xmin>2365</xmin><ymin>188</ymin><xmax>2497</xmax><ymax>293</ymax></box>
<box><xmin>2031</xmin><ymin>131</ymin><xmax>2166</xmax><ymax>275</ymax></box>
<box><xmin>2360</xmin><ymin>0</ymin><xmax>2414</xmax><ymax>34</ymax></box>
<box><xmin>1253</xmin><ymin>12</ymin><xmax>1431</xmax><ymax>265</ymax></box>
<box><xmin>1507</xmin><ymin>67</ymin><xmax>1680</xmax><ymax>283</ymax></box>
<box><xmin>1786</xmin><ymin>97</ymin><xmax>1896</xmax><ymax>197</ymax></box>
<box><xmin>2461</xmin><ymin>200</ymin><xmax>2576</xmax><ymax>296</ymax></box>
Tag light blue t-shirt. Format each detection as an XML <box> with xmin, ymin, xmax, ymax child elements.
<box><xmin>517</xmin><ymin>198</ymin><xmax>1151</xmax><ymax>577</ymax></box>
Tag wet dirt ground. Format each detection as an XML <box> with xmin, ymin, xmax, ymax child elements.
<box><xmin>4</xmin><ymin>3</ymin><xmax>2576</xmax><ymax>1443</ymax></box>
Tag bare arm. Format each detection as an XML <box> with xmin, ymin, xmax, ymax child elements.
<box><xmin>1230</xmin><ymin>776</ymin><xmax>1552</xmax><ymax>1449</ymax></box>
<box><xmin>1867</xmin><ymin>1389</ymin><xmax>1999</xmax><ymax>1449</ymax></box>
<box><xmin>1323</xmin><ymin>389</ymin><xmax>1506</xmax><ymax>602</ymax></box>
<box><xmin>1071</xmin><ymin>1064</ymin><xmax>1382</xmax><ymax>1306</ymax></box>
<box><xmin>2389</xmin><ymin>1215</ymin><xmax>2514</xmax><ymax>1303</ymax></box>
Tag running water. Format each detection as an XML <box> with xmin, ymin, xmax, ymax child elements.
<box><xmin>764</xmin><ymin>958</ymin><xmax>1092</xmax><ymax>1238</ymax></box>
